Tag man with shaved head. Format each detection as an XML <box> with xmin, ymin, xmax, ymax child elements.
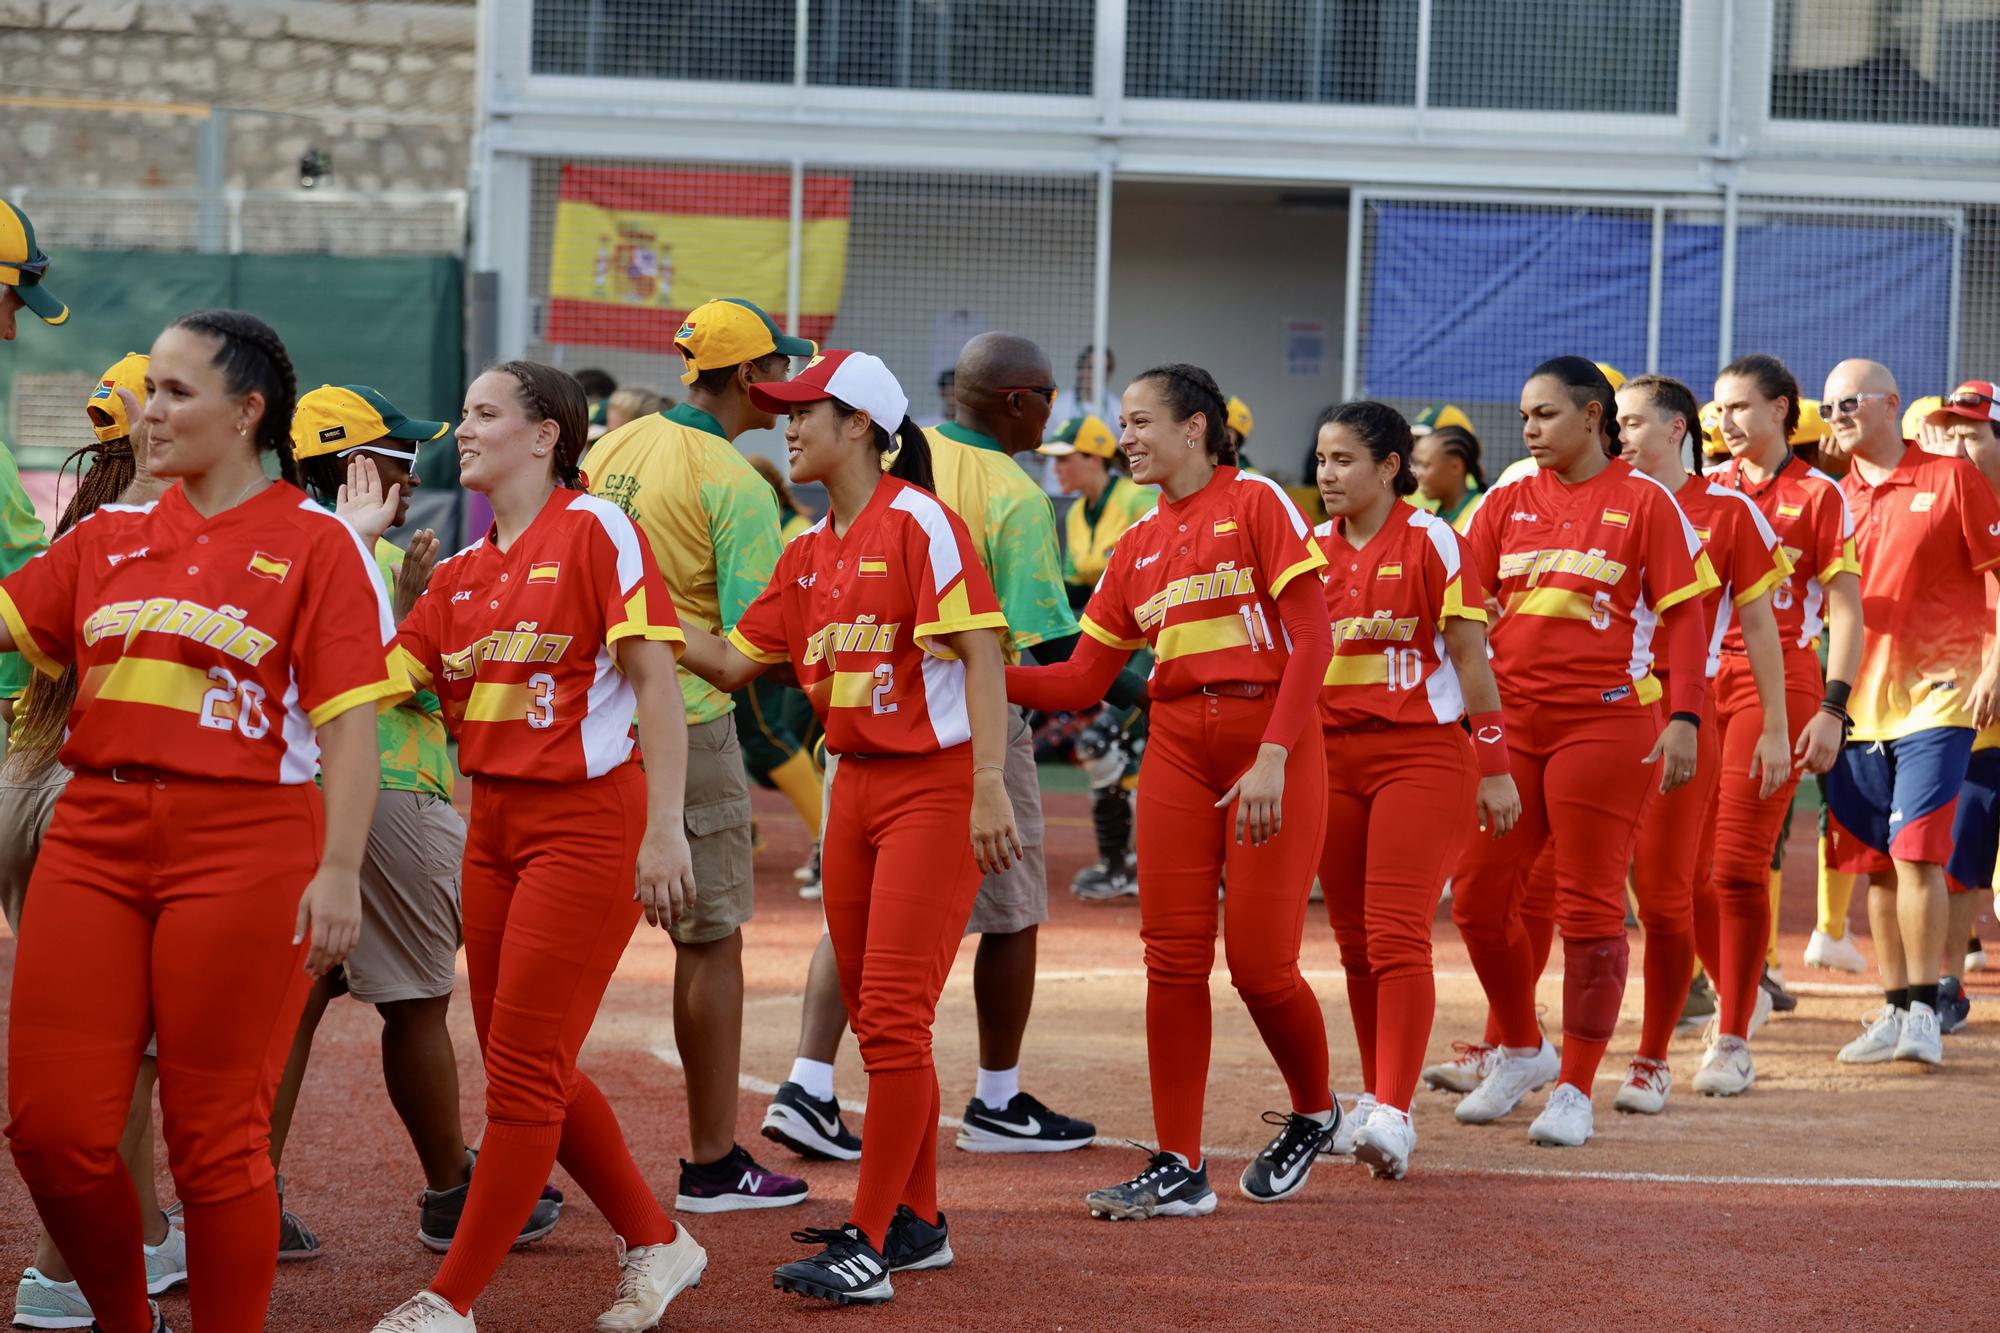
<box><xmin>760</xmin><ymin>331</ymin><xmax>1106</xmax><ymax>1163</ymax></box>
<box><xmin>1821</xmin><ymin>359</ymin><xmax>2000</xmax><ymax>1067</ymax></box>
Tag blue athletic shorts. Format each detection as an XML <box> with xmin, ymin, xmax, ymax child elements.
<box><xmin>1948</xmin><ymin>744</ymin><xmax>2000</xmax><ymax>890</ymax></box>
<box><xmin>1824</xmin><ymin>727</ymin><xmax>1975</xmax><ymax>875</ymax></box>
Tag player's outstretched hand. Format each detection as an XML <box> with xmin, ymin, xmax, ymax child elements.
<box><xmin>395</xmin><ymin>529</ymin><xmax>440</xmax><ymax>621</ymax></box>
<box><xmin>1749</xmin><ymin>722</ymin><xmax>1793</xmax><ymax>800</ymax></box>
<box><xmin>1218</xmin><ymin>742</ymin><xmax>1287</xmax><ymax>846</ymax></box>
<box><xmin>970</xmin><ymin>768</ymin><xmax>1023</xmax><ymax>874</ymax></box>
<box><xmin>293</xmin><ymin>868</ymin><xmax>361</xmax><ymax>977</ymax></box>
<box><xmin>336</xmin><ymin>454</ymin><xmax>401</xmax><ymax>545</ymax></box>
<box><xmin>1643</xmin><ymin>716</ymin><xmax>1700</xmax><ymax>793</ymax></box>
<box><xmin>1794</xmin><ymin>709</ymin><xmax>1844</xmax><ymax>775</ymax></box>
<box><xmin>635</xmin><ymin>825</ymin><xmax>696</xmax><ymax>930</ymax></box>
<box><xmin>1476</xmin><ymin>773</ymin><xmax>1521</xmax><ymax>838</ymax></box>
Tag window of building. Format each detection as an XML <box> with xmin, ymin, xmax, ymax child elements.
<box><xmin>1427</xmin><ymin>0</ymin><xmax>1680</xmax><ymax>115</ymax></box>
<box><xmin>1124</xmin><ymin>0</ymin><xmax>1418</xmax><ymax>104</ymax></box>
<box><xmin>1770</xmin><ymin>0</ymin><xmax>2000</xmax><ymax>127</ymax></box>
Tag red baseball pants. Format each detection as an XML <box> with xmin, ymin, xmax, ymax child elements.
<box><xmin>1630</xmin><ymin>691</ymin><xmax>1719</xmax><ymax>1062</ymax></box>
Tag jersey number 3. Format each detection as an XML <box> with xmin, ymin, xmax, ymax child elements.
<box><xmin>527</xmin><ymin>672</ymin><xmax>556</xmax><ymax>729</ymax></box>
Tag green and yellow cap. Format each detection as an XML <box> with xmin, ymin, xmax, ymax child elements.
<box><xmin>1</xmin><ymin>199</ymin><xmax>66</xmax><ymax>326</ymax></box>
<box><xmin>292</xmin><ymin>384</ymin><xmax>449</xmax><ymax>463</ymax></box>
<box><xmin>1226</xmin><ymin>395</ymin><xmax>1254</xmax><ymax>439</ymax></box>
<box><xmin>674</xmin><ymin>298</ymin><xmax>817</xmax><ymax>386</ymax></box>
<box><xmin>86</xmin><ymin>352</ymin><xmax>149</xmax><ymax>443</ymax></box>
<box><xmin>1411</xmin><ymin>403</ymin><xmax>1473</xmax><ymax>436</ymax></box>
<box><xmin>1037</xmin><ymin>415</ymin><xmax>1119</xmax><ymax>459</ymax></box>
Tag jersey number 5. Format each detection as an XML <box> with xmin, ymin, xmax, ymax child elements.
<box><xmin>198</xmin><ymin>665</ymin><xmax>271</xmax><ymax>740</ymax></box>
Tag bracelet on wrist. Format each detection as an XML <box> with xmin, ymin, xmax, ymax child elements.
<box><xmin>1822</xmin><ymin>679</ymin><xmax>1852</xmax><ymax>710</ymax></box>
<box><xmin>1670</xmin><ymin>709</ymin><xmax>1702</xmax><ymax>729</ymax></box>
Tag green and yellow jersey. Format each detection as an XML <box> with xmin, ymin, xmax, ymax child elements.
<box><xmin>370</xmin><ymin>538</ymin><xmax>454</xmax><ymax>797</ymax></box>
<box><xmin>0</xmin><ymin>443</ymin><xmax>49</xmax><ymax>700</ymax></box>
<box><xmin>921</xmin><ymin>421</ymin><xmax>1078</xmax><ymax>655</ymax></box>
<box><xmin>1062</xmin><ymin>475</ymin><xmax>1156</xmax><ymax>602</ymax></box>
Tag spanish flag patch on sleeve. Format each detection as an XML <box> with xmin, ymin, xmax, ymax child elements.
<box><xmin>247</xmin><ymin>551</ymin><xmax>293</xmax><ymax>583</ymax></box>
<box><xmin>529</xmin><ymin>562</ymin><xmax>561</xmax><ymax>584</ymax></box>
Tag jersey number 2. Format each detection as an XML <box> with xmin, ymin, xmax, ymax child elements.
<box><xmin>198</xmin><ymin>665</ymin><xmax>271</xmax><ymax>740</ymax></box>
<box><xmin>870</xmin><ymin>663</ymin><xmax>898</xmax><ymax>715</ymax></box>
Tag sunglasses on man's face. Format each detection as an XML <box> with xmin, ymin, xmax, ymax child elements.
<box><xmin>1822</xmin><ymin>392</ymin><xmax>1889</xmax><ymax>418</ymax></box>
<box><xmin>991</xmin><ymin>385</ymin><xmax>1057</xmax><ymax>403</ymax></box>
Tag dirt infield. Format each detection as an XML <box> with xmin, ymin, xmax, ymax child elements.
<box><xmin>1</xmin><ymin>783</ymin><xmax>1994</xmax><ymax>1330</ymax></box>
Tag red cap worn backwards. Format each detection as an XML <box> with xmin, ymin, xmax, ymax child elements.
<box><xmin>1929</xmin><ymin>380</ymin><xmax>2000</xmax><ymax>427</ymax></box>
<box><xmin>747</xmin><ymin>350</ymin><xmax>910</xmax><ymax>431</ymax></box>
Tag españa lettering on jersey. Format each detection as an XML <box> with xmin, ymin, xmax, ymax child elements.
<box><xmin>729</xmin><ymin>475</ymin><xmax>1007</xmax><ymax>756</ymax></box>
<box><xmin>0</xmin><ymin>481</ymin><xmax>405</xmax><ymax>782</ymax></box>
<box><xmin>1711</xmin><ymin>453</ymin><xmax>1857</xmax><ymax>656</ymax></box>
<box><xmin>1315</xmin><ymin>505</ymin><xmax>1486</xmax><ymax>727</ymax></box>
<box><xmin>394</xmin><ymin>489</ymin><xmax>684</xmax><ymax>781</ymax></box>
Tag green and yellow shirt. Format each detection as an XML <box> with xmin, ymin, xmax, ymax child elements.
<box><xmin>370</xmin><ymin>538</ymin><xmax>454</xmax><ymax>797</ymax></box>
<box><xmin>1062</xmin><ymin>475</ymin><xmax>1156</xmax><ymax>599</ymax></box>
<box><xmin>0</xmin><ymin>444</ymin><xmax>49</xmax><ymax>700</ymax></box>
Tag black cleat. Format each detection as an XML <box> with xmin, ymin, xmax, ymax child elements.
<box><xmin>773</xmin><ymin>1225</ymin><xmax>893</xmax><ymax>1304</ymax></box>
<box><xmin>882</xmin><ymin>1204</ymin><xmax>953</xmax><ymax>1272</ymax></box>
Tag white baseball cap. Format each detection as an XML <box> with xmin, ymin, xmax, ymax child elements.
<box><xmin>747</xmin><ymin>350</ymin><xmax>910</xmax><ymax>430</ymax></box>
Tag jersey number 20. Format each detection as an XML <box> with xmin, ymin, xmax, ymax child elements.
<box><xmin>198</xmin><ymin>665</ymin><xmax>271</xmax><ymax>740</ymax></box>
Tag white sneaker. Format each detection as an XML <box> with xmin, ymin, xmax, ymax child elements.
<box><xmin>1526</xmin><ymin>1083</ymin><xmax>1595</xmax><ymax>1147</ymax></box>
<box><xmin>1966</xmin><ymin>940</ymin><xmax>1988</xmax><ymax>972</ymax></box>
<box><xmin>1692</xmin><ymin>1035</ymin><xmax>1755</xmax><ymax>1096</ymax></box>
<box><xmin>13</xmin><ymin>1267</ymin><xmax>94</xmax><ymax>1330</ymax></box>
<box><xmin>1351</xmin><ymin>1104</ymin><xmax>1416</xmax><ymax>1180</ymax></box>
<box><xmin>1702</xmin><ymin>982</ymin><xmax>1773</xmax><ymax>1047</ymax></box>
<box><xmin>1836</xmin><ymin>1006</ymin><xmax>1903</xmax><ymax>1063</ymax></box>
<box><xmin>1455</xmin><ymin>1040</ymin><xmax>1559</xmax><ymax>1124</ymax></box>
<box><xmin>1328</xmin><ymin>1094</ymin><xmax>1375</xmax><ymax>1156</ymax></box>
<box><xmin>371</xmin><ymin>1291</ymin><xmax>474</xmax><ymax>1332</ymax></box>
<box><xmin>144</xmin><ymin>1217</ymin><xmax>188</xmax><ymax>1295</ymax></box>
<box><xmin>1421</xmin><ymin>1042</ymin><xmax>1497</xmax><ymax>1094</ymax></box>
<box><xmin>1804</xmin><ymin>929</ymin><xmax>1867</xmax><ymax>974</ymax></box>
<box><xmin>1892</xmin><ymin>1001</ymin><xmax>1943</xmax><ymax>1066</ymax></box>
<box><xmin>597</xmin><ymin>1227</ymin><xmax>708</xmax><ymax>1331</ymax></box>
<box><xmin>1611</xmin><ymin>1057</ymin><xmax>1672</xmax><ymax>1114</ymax></box>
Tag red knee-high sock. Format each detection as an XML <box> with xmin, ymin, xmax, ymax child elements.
<box><xmin>556</xmin><ymin>1076</ymin><xmax>674</xmax><ymax>1246</ymax></box>
<box><xmin>1244</xmin><ymin>979</ymin><xmax>1333</xmax><ymax>1116</ymax></box>
<box><xmin>431</xmin><ymin>1120</ymin><xmax>562</xmax><ymax>1313</ymax></box>
<box><xmin>1558</xmin><ymin>935</ymin><xmax>1630</xmax><ymax>1091</ymax></box>
<box><xmin>1373</xmin><ymin>970</ymin><xmax>1435</xmax><ymax>1112</ymax></box>
<box><xmin>1480</xmin><ymin>909</ymin><xmax>1557</xmax><ymax>1047</ymax></box>
<box><xmin>1718</xmin><ymin>878</ymin><xmax>1769</xmax><ymax>1039</ymax></box>
<box><xmin>897</xmin><ymin>1074</ymin><xmax>942</xmax><ymax>1227</ymax></box>
<box><xmin>24</xmin><ymin>1173</ymin><xmax>150</xmax><ymax>1332</ymax></box>
<box><xmin>183</xmin><ymin>1186</ymin><xmax>279</xmax><ymax>1333</ymax></box>
<box><xmin>1691</xmin><ymin>876</ymin><xmax>1722</xmax><ymax>980</ymax></box>
<box><xmin>1637</xmin><ymin>929</ymin><xmax>1696</xmax><ymax>1062</ymax></box>
<box><xmin>1343</xmin><ymin>965</ymin><xmax>1379</xmax><ymax>1095</ymax></box>
<box><xmin>1146</xmin><ymin>977</ymin><xmax>1212</xmax><ymax>1161</ymax></box>
<box><xmin>851</xmin><ymin>1067</ymin><xmax>933</xmax><ymax>1247</ymax></box>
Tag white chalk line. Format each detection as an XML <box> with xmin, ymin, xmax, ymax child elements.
<box><xmin>1024</xmin><ymin>966</ymin><xmax>1884</xmax><ymax>997</ymax></box>
<box><xmin>648</xmin><ymin>1046</ymin><xmax>1997</xmax><ymax>1193</ymax></box>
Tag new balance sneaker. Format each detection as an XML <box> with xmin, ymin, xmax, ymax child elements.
<box><xmin>1893</xmin><ymin>1000</ymin><xmax>1943</xmax><ymax>1065</ymax></box>
<box><xmin>1700</xmin><ymin>983</ymin><xmax>1773</xmax><ymax>1047</ymax></box>
<box><xmin>955</xmin><ymin>1092</ymin><xmax>1094</xmax><ymax>1153</ymax></box>
<box><xmin>1761</xmin><ymin>966</ymin><xmax>1798</xmax><ymax>1014</ymax></box>
<box><xmin>1455</xmin><ymin>1039</ymin><xmax>1559</xmax><ymax>1124</ymax></box>
<box><xmin>1611</xmin><ymin>1057</ymin><xmax>1672</xmax><ymax>1115</ymax></box>
<box><xmin>1526</xmin><ymin>1083</ymin><xmax>1595</xmax><ymax>1147</ymax></box>
<box><xmin>1420</xmin><ymin>1042</ymin><xmax>1496</xmax><ymax>1094</ymax></box>
<box><xmin>1836</xmin><ymin>1006</ymin><xmax>1903</xmax><ymax>1063</ymax></box>
<box><xmin>14</xmin><ymin>1267</ymin><xmax>93</xmax><ymax>1330</ymax></box>
<box><xmin>1328</xmin><ymin>1094</ymin><xmax>1374</xmax><ymax>1155</ymax></box>
<box><xmin>1804</xmin><ymin>928</ymin><xmax>1867</xmax><ymax>974</ymax></box>
<box><xmin>1692</xmin><ymin>1035</ymin><xmax>1755</xmax><ymax>1096</ymax></box>
<box><xmin>275</xmin><ymin>1174</ymin><xmax>320</xmax><ymax>1262</ymax></box>
<box><xmin>1352</xmin><ymin>1104</ymin><xmax>1416</xmax><ymax>1181</ymax></box>
<box><xmin>762</xmin><ymin>1081</ymin><xmax>863</xmax><ymax>1162</ymax></box>
<box><xmin>881</xmin><ymin>1205</ymin><xmax>952</xmax><ymax>1273</ymax></box>
<box><xmin>1085</xmin><ymin>1151</ymin><xmax>1217</xmax><ymax>1220</ymax></box>
<box><xmin>1675</xmin><ymin>973</ymin><xmax>1717</xmax><ymax>1035</ymax></box>
<box><xmin>144</xmin><ymin>1217</ymin><xmax>187</xmax><ymax>1294</ymax></box>
<box><xmin>420</xmin><ymin>1152</ymin><xmax>564</xmax><ymax>1253</ymax></box>
<box><xmin>597</xmin><ymin>1227</ymin><xmax>707</xmax><ymax>1331</ymax></box>
<box><xmin>773</xmin><ymin>1225</ymin><xmax>893</xmax><ymax>1305</ymax></box>
<box><xmin>369</xmin><ymin>1291</ymin><xmax>473</xmax><ymax>1332</ymax></box>
<box><xmin>1238</xmin><ymin>1109</ymin><xmax>1337</xmax><ymax>1203</ymax></box>
<box><xmin>675</xmin><ymin>1144</ymin><xmax>808</xmax><ymax>1212</ymax></box>
<box><xmin>1937</xmin><ymin>977</ymin><xmax>1970</xmax><ymax>1035</ymax></box>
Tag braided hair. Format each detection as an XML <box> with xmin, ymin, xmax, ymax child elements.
<box><xmin>1135</xmin><ymin>363</ymin><xmax>1233</xmax><ymax>465</ymax></box>
<box><xmin>492</xmin><ymin>360</ymin><xmax>589</xmax><ymax>488</ymax></box>
<box><xmin>1428</xmin><ymin>424</ymin><xmax>1486</xmax><ymax>491</ymax></box>
<box><xmin>1530</xmin><ymin>355</ymin><xmax>1621</xmax><ymax>457</ymax></box>
<box><xmin>171</xmin><ymin>309</ymin><xmax>300</xmax><ymax>485</ymax></box>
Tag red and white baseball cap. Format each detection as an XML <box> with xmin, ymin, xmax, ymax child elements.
<box><xmin>748</xmin><ymin>350</ymin><xmax>910</xmax><ymax>429</ymax></box>
<box><xmin>1928</xmin><ymin>380</ymin><xmax>2000</xmax><ymax>426</ymax></box>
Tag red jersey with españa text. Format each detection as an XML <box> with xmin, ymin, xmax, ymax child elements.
<box><xmin>1711</xmin><ymin>453</ymin><xmax>1856</xmax><ymax>658</ymax></box>
<box><xmin>1080</xmin><ymin>466</ymin><xmax>1326</xmax><ymax>698</ymax></box>
<box><xmin>729</xmin><ymin>475</ymin><xmax>1007</xmax><ymax>756</ymax></box>
<box><xmin>1463</xmin><ymin>457</ymin><xmax>1716</xmax><ymax>710</ymax></box>
<box><xmin>1840</xmin><ymin>444</ymin><xmax>2000</xmax><ymax>741</ymax></box>
<box><xmin>1669</xmin><ymin>477</ymin><xmax>1791</xmax><ymax>680</ymax></box>
<box><xmin>1315</xmin><ymin>504</ymin><xmax>1487</xmax><ymax>727</ymax></box>
<box><xmin>395</xmin><ymin>489</ymin><xmax>684</xmax><ymax>781</ymax></box>
<box><xmin>0</xmin><ymin>481</ymin><xmax>404</xmax><ymax>782</ymax></box>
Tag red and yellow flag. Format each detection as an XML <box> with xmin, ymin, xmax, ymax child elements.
<box><xmin>547</xmin><ymin>165</ymin><xmax>850</xmax><ymax>353</ymax></box>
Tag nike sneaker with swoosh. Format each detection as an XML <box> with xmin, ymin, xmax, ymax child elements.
<box><xmin>761</xmin><ymin>1082</ymin><xmax>863</xmax><ymax>1162</ymax></box>
<box><xmin>955</xmin><ymin>1091</ymin><xmax>1095</xmax><ymax>1154</ymax></box>
<box><xmin>1085</xmin><ymin>1151</ymin><xmax>1217</xmax><ymax>1220</ymax></box>
<box><xmin>773</xmin><ymin>1225</ymin><xmax>894</xmax><ymax>1304</ymax></box>
<box><xmin>1238</xmin><ymin>1107</ymin><xmax>1338</xmax><ymax>1203</ymax></box>
<box><xmin>881</xmin><ymin>1204</ymin><xmax>953</xmax><ymax>1272</ymax></box>
<box><xmin>675</xmin><ymin>1143</ymin><xmax>809</xmax><ymax>1213</ymax></box>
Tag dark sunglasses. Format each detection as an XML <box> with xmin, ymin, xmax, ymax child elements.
<box><xmin>990</xmin><ymin>385</ymin><xmax>1057</xmax><ymax>402</ymax></box>
<box><xmin>1945</xmin><ymin>391</ymin><xmax>1995</xmax><ymax>412</ymax></box>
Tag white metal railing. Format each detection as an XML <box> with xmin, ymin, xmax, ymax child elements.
<box><xmin>4</xmin><ymin>187</ymin><xmax>468</xmax><ymax>257</ymax></box>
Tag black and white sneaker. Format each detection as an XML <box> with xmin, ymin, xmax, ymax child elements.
<box><xmin>762</xmin><ymin>1081</ymin><xmax>863</xmax><ymax>1162</ymax></box>
<box><xmin>955</xmin><ymin>1092</ymin><xmax>1095</xmax><ymax>1154</ymax></box>
<box><xmin>1085</xmin><ymin>1151</ymin><xmax>1217</xmax><ymax>1220</ymax></box>
<box><xmin>881</xmin><ymin>1204</ymin><xmax>953</xmax><ymax>1272</ymax></box>
<box><xmin>1238</xmin><ymin>1108</ymin><xmax>1338</xmax><ymax>1203</ymax></box>
<box><xmin>772</xmin><ymin>1225</ymin><xmax>894</xmax><ymax>1304</ymax></box>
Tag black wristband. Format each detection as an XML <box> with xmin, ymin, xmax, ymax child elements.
<box><xmin>1819</xmin><ymin>699</ymin><xmax>1854</xmax><ymax>724</ymax></box>
<box><xmin>1822</xmin><ymin>679</ymin><xmax>1852</xmax><ymax>710</ymax></box>
<box><xmin>1670</xmin><ymin>709</ymin><xmax>1702</xmax><ymax>729</ymax></box>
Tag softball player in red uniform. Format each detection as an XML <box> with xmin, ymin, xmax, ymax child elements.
<box><xmin>674</xmin><ymin>350</ymin><xmax>1015</xmax><ymax>1305</ymax></box>
<box><xmin>1450</xmin><ymin>356</ymin><xmax>1716</xmax><ymax>1149</ymax></box>
<box><xmin>1613</xmin><ymin>375</ymin><xmax>1793</xmax><ymax>1107</ymax></box>
<box><xmin>1004</xmin><ymin>363</ymin><xmax>1339</xmax><ymax>1215</ymax></box>
<box><xmin>1707</xmin><ymin>355</ymin><xmax>1859</xmax><ymax>1049</ymax></box>
<box><xmin>1310</xmin><ymin>401</ymin><xmax>1519</xmax><ymax>1180</ymax></box>
<box><xmin>1</xmin><ymin>310</ymin><xmax>399</xmax><ymax>1333</ymax></box>
<box><xmin>361</xmin><ymin>362</ymin><xmax>703</xmax><ymax>1333</ymax></box>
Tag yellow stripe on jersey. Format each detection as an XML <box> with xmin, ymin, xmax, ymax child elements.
<box><xmin>392</xmin><ymin>643</ymin><xmax>435</xmax><ymax>691</ymax></box>
<box><xmin>913</xmin><ymin>609</ymin><xmax>1010</xmax><ymax>660</ymax></box>
<box><xmin>1080</xmin><ymin>614</ymin><xmax>1145</xmax><ymax>652</ymax></box>
<box><xmin>606</xmin><ymin>588</ymin><xmax>688</xmax><ymax>654</ymax></box>
<box><xmin>1732</xmin><ymin>561</ymin><xmax>1789</xmax><ymax>608</ymax></box>
<box><xmin>1653</xmin><ymin>551</ymin><xmax>1720</xmax><ymax>614</ymax></box>
<box><xmin>1323</xmin><ymin>653</ymin><xmax>1390</xmax><ymax>686</ymax></box>
<box><xmin>462</xmin><ymin>681</ymin><xmax>532</xmax><ymax>724</ymax></box>
<box><xmin>308</xmin><ymin>677</ymin><xmax>411</xmax><ymax>728</ymax></box>
<box><xmin>1269</xmin><ymin>547</ymin><xmax>1329</xmax><ymax>597</ymax></box>
<box><xmin>1155</xmin><ymin>612</ymin><xmax>1251</xmax><ymax>662</ymax></box>
<box><xmin>727</xmin><ymin>626</ymin><xmax>791</xmax><ymax>665</ymax></box>
<box><xmin>1636</xmin><ymin>673</ymin><xmax>1663</xmax><ymax>705</ymax></box>
<box><xmin>1819</xmin><ymin>538</ymin><xmax>1861</xmax><ymax>583</ymax></box>
<box><xmin>1509</xmin><ymin>587</ymin><xmax>1596</xmax><ymax>621</ymax></box>
<box><xmin>1440</xmin><ymin>576</ymin><xmax>1488</xmax><ymax>624</ymax></box>
<box><xmin>828</xmin><ymin>670</ymin><xmax>881</xmax><ymax>710</ymax></box>
<box><xmin>82</xmin><ymin>657</ymin><xmax>214</xmax><ymax>714</ymax></box>
<box><xmin>0</xmin><ymin>588</ymin><xmax>58</xmax><ymax>679</ymax></box>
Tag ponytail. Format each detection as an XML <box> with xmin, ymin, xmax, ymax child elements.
<box><xmin>172</xmin><ymin>309</ymin><xmax>300</xmax><ymax>484</ymax></box>
<box><xmin>884</xmin><ymin>417</ymin><xmax>934</xmax><ymax>493</ymax></box>
<box><xmin>1530</xmin><ymin>355</ymin><xmax>1620</xmax><ymax>458</ymax></box>
<box><xmin>1136</xmin><ymin>363</ymin><xmax>1232</xmax><ymax>465</ymax></box>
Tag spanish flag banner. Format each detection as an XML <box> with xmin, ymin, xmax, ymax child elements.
<box><xmin>547</xmin><ymin>165</ymin><xmax>851</xmax><ymax>353</ymax></box>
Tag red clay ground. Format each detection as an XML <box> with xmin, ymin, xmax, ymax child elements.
<box><xmin>2</xmin><ymin>784</ymin><xmax>1995</xmax><ymax>1330</ymax></box>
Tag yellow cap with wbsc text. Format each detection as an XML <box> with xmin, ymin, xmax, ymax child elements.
<box><xmin>86</xmin><ymin>352</ymin><xmax>148</xmax><ymax>443</ymax></box>
<box><xmin>674</xmin><ymin>298</ymin><xmax>817</xmax><ymax>386</ymax></box>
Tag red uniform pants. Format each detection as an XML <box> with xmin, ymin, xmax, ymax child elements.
<box><xmin>1630</xmin><ymin>690</ymin><xmax>1719</xmax><ymax>1062</ymax></box>
<box><xmin>7</xmin><ymin>772</ymin><xmax>320</xmax><ymax>1333</ymax></box>
<box><xmin>431</xmin><ymin>763</ymin><xmax>674</xmax><ymax>1312</ymax></box>
<box><xmin>821</xmin><ymin>747</ymin><xmax>983</xmax><ymax>1246</ymax></box>
<box><xmin>1319</xmin><ymin>723</ymin><xmax>1475</xmax><ymax>1112</ymax></box>
<box><xmin>1138</xmin><ymin>691</ymin><xmax>1330</xmax><ymax>1162</ymax></box>
<box><xmin>1705</xmin><ymin>651</ymin><xmax>1820</xmax><ymax>1038</ymax></box>
<box><xmin>1480</xmin><ymin>847</ymin><xmax>1558</xmax><ymax>1048</ymax></box>
<box><xmin>1452</xmin><ymin>700</ymin><xmax>1658</xmax><ymax>1092</ymax></box>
